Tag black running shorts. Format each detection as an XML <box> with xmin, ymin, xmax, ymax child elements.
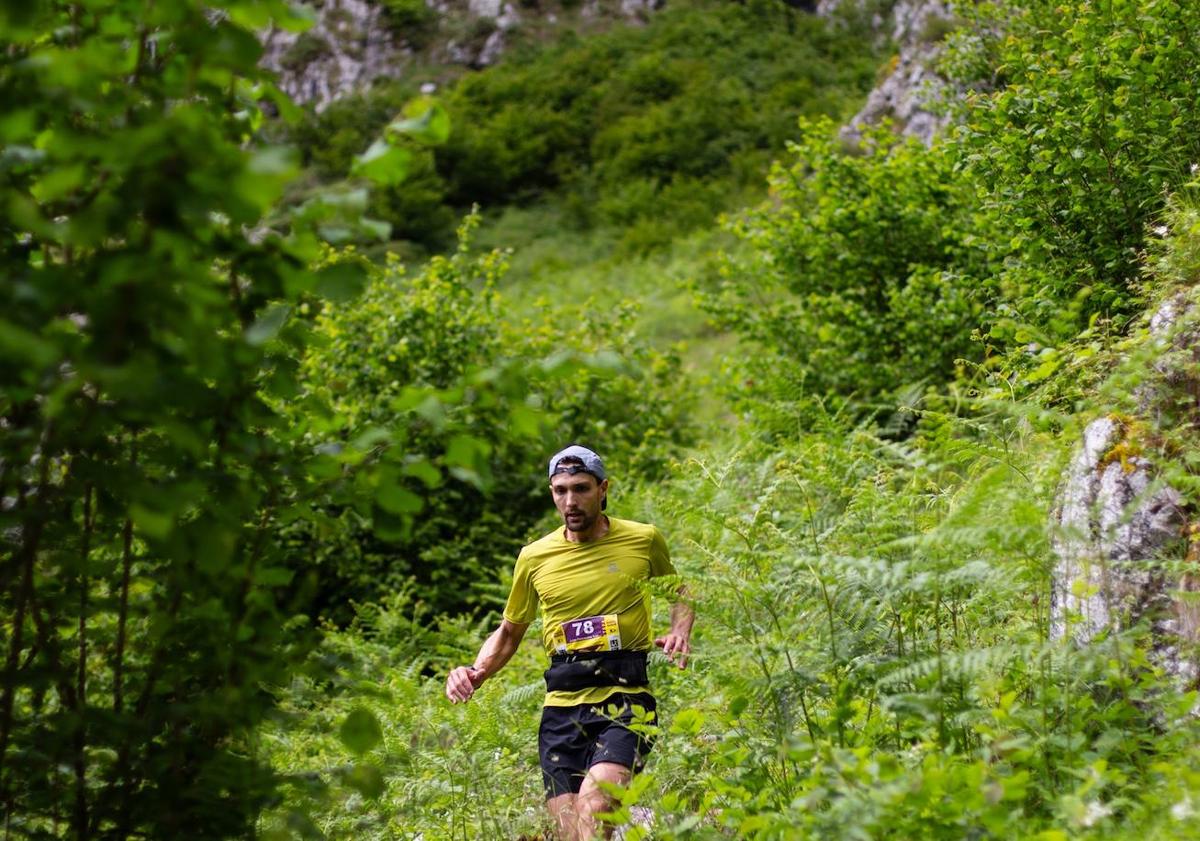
<box><xmin>538</xmin><ymin>692</ymin><xmax>657</xmax><ymax>798</ymax></box>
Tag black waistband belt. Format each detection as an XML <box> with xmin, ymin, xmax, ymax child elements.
<box><xmin>544</xmin><ymin>649</ymin><xmax>649</xmax><ymax>692</ymax></box>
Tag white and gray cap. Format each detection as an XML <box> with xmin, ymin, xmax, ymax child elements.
<box><xmin>547</xmin><ymin>445</ymin><xmax>607</xmax><ymax>481</ymax></box>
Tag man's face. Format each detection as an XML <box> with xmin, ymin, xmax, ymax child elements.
<box><xmin>549</xmin><ymin>470</ymin><xmax>608</xmax><ymax>535</ymax></box>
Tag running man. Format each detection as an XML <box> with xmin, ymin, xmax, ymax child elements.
<box><xmin>445</xmin><ymin>445</ymin><xmax>694</xmax><ymax>840</ymax></box>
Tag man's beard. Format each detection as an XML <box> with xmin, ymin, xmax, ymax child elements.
<box><xmin>564</xmin><ymin>509</ymin><xmax>598</xmax><ymax>534</ymax></box>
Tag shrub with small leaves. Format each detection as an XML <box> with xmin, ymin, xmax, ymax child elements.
<box><xmin>707</xmin><ymin>119</ymin><xmax>981</xmax><ymax>402</ymax></box>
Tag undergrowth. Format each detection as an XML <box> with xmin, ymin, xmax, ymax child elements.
<box><xmin>261</xmin><ymin>375</ymin><xmax>1200</xmax><ymax>838</ymax></box>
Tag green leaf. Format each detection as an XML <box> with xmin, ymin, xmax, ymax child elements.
<box><xmin>253</xmin><ymin>80</ymin><xmax>303</xmax><ymax>125</ymax></box>
<box><xmin>338</xmin><ymin>708</ymin><xmax>383</xmax><ymax>755</ymax></box>
<box><xmin>445</xmin><ymin>434</ymin><xmax>488</xmax><ymax>467</ymax></box>
<box><xmin>728</xmin><ymin>695</ymin><xmax>749</xmax><ymax>719</ymax></box>
<box><xmin>509</xmin><ymin>403</ymin><xmax>542</xmax><ymax>438</ymax></box>
<box><xmin>375</xmin><ymin>481</ymin><xmax>424</xmax><ymax>516</ymax></box>
<box><xmin>223</xmin><ymin>2</ymin><xmax>278</xmax><ymax>30</ymax></box>
<box><xmin>352</xmin><ymin>139</ymin><xmax>412</xmax><ymax>187</ymax></box>
<box><xmin>0</xmin><ymin>319</ymin><xmax>57</xmax><ymax>367</ymax></box>
<box><xmin>670</xmin><ymin>708</ymin><xmax>704</xmax><ymax>735</ymax></box>
<box><xmin>359</xmin><ymin>216</ymin><xmax>392</xmax><ymax>240</ymax></box>
<box><xmin>402</xmin><ymin>459</ymin><xmax>443</xmax><ymax>489</ymax></box>
<box><xmin>349</xmin><ymin>427</ymin><xmax>391</xmax><ymax>452</ymax></box>
<box><xmin>226</xmin><ymin>0</ymin><xmax>316</xmax><ymax>32</ymax></box>
<box><xmin>245</xmin><ymin>304</ymin><xmax>291</xmax><ymax>346</ymax></box>
<box><xmin>253</xmin><ymin>567</ymin><xmax>294</xmax><ymax>587</ymax></box>
<box><xmin>234</xmin><ymin>146</ymin><xmax>299</xmax><ymax>214</ymax></box>
<box><xmin>590</xmin><ymin>349</ymin><xmax>627</xmax><ymax>372</ymax></box>
<box><xmin>314</xmin><ymin>262</ymin><xmax>367</xmax><ymax>303</ymax></box>
<box><xmin>305</xmin><ymin>453</ymin><xmax>342</xmax><ymax>480</ymax></box>
<box><xmin>448</xmin><ymin>466</ymin><xmax>484</xmax><ymax>489</ymax></box>
<box><xmin>31</xmin><ymin>162</ymin><xmax>86</xmax><ymax>202</ymax></box>
<box><xmin>130</xmin><ymin>503</ymin><xmax>173</xmax><ymax>540</ymax></box>
<box><xmin>387</xmin><ymin>98</ymin><xmax>451</xmax><ymax>146</ymax></box>
<box><xmin>344</xmin><ymin>763</ymin><xmax>386</xmax><ymax>800</ymax></box>
<box><xmin>414</xmin><ymin>395</ymin><xmax>448</xmax><ymax>426</ymax></box>
<box><xmin>372</xmin><ymin>511</ymin><xmax>412</xmax><ymax>543</ymax></box>
<box><xmin>245</xmin><ymin>138</ymin><xmax>298</xmax><ymax>183</ymax></box>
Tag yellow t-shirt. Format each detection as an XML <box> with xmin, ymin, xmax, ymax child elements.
<box><xmin>503</xmin><ymin>517</ymin><xmax>676</xmax><ymax>707</ymax></box>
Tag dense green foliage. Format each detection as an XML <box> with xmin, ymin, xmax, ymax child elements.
<box><xmin>262</xmin><ymin>336</ymin><xmax>1200</xmax><ymax>838</ymax></box>
<box><xmin>289</xmin><ymin>219</ymin><xmax>694</xmax><ymax>618</ymax></box>
<box><xmin>0</xmin><ymin>2</ymin><xmax>342</xmax><ymax>834</ymax></box>
<box><xmin>0</xmin><ymin>0</ymin><xmax>512</xmax><ymax>834</ymax></box>
<box><xmin>708</xmin><ymin>0</ymin><xmax>1200</xmax><ymax>406</ymax></box>
<box><xmin>707</xmin><ymin>120</ymin><xmax>979</xmax><ymax>399</ymax></box>
<box><xmin>292</xmin><ymin>0</ymin><xmax>883</xmax><ymax>251</ymax></box>
<box><xmin>257</xmin><ymin>0</ymin><xmax>1200</xmax><ymax>837</ymax></box>
<box><xmin>954</xmin><ymin>0</ymin><xmax>1200</xmax><ymax>335</ymax></box>
<box><xmin>9</xmin><ymin>0</ymin><xmax>1200</xmax><ymax>838</ymax></box>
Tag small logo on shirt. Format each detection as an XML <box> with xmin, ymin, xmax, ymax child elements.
<box><xmin>608</xmin><ymin>562</ymin><xmax>619</xmax><ymax>573</ymax></box>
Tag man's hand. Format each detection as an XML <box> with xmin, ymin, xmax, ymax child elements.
<box><xmin>654</xmin><ymin>633</ymin><xmax>690</xmax><ymax>669</ymax></box>
<box><xmin>445</xmin><ymin>666</ymin><xmax>485</xmax><ymax>703</ymax></box>
<box><xmin>656</xmin><ymin>586</ymin><xmax>694</xmax><ymax>669</ymax></box>
<box><xmin>445</xmin><ymin>619</ymin><xmax>528</xmax><ymax>705</ymax></box>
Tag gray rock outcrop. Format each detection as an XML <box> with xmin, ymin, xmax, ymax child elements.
<box><xmin>1052</xmin><ymin>415</ymin><xmax>1184</xmax><ymax>639</ymax></box>
<box><xmin>260</xmin><ymin>0</ymin><xmax>401</xmax><ymax>109</ymax></box>
<box><xmin>1052</xmin><ymin>293</ymin><xmax>1200</xmax><ymax>690</ymax></box>
<box><xmin>260</xmin><ymin>0</ymin><xmax>664</xmax><ymax>110</ymax></box>
<box><xmin>257</xmin><ymin>0</ymin><xmax>526</xmax><ymax>108</ymax></box>
<box><xmin>820</xmin><ymin>0</ymin><xmax>957</xmax><ymax>145</ymax></box>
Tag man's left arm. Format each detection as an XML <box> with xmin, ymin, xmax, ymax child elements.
<box><xmin>654</xmin><ymin>585</ymin><xmax>694</xmax><ymax>669</ymax></box>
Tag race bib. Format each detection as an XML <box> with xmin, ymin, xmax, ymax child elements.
<box><xmin>553</xmin><ymin>613</ymin><xmax>621</xmax><ymax>654</ymax></box>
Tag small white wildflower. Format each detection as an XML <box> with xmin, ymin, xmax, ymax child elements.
<box><xmin>1191</xmin><ymin>162</ymin><xmax>1199</xmax><ymax>174</ymax></box>
<box><xmin>1171</xmin><ymin>797</ymin><xmax>1194</xmax><ymax>821</ymax></box>
<box><xmin>1154</xmin><ymin>224</ymin><xmax>1170</xmax><ymax>236</ymax></box>
<box><xmin>1081</xmin><ymin>800</ymin><xmax>1112</xmax><ymax>828</ymax></box>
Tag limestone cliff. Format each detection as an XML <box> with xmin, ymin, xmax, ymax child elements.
<box><xmin>260</xmin><ymin>0</ymin><xmax>664</xmax><ymax>109</ymax></box>
<box><xmin>819</xmin><ymin>0</ymin><xmax>958</xmax><ymax>145</ymax></box>
<box><xmin>1052</xmin><ymin>293</ymin><xmax>1200</xmax><ymax>692</ymax></box>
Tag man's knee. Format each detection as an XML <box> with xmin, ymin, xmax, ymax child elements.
<box><xmin>586</xmin><ymin>761</ymin><xmax>632</xmax><ymax>785</ymax></box>
<box><xmin>578</xmin><ymin>762</ymin><xmax>631</xmax><ymax>808</ymax></box>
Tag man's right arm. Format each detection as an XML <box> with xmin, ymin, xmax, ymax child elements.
<box><xmin>445</xmin><ymin>618</ymin><xmax>530</xmax><ymax>704</ymax></box>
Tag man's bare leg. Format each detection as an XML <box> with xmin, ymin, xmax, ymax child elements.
<box><xmin>576</xmin><ymin>762</ymin><xmax>631</xmax><ymax>840</ymax></box>
<box><xmin>547</xmin><ymin>792</ymin><xmax>579</xmax><ymax>840</ymax></box>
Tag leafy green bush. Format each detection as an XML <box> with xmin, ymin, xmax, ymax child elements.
<box><xmin>950</xmin><ymin>0</ymin><xmax>1200</xmax><ymax>338</ymax></box>
<box><xmin>705</xmin><ymin>119</ymin><xmax>982</xmax><ymax>402</ymax></box>
<box><xmin>706</xmin><ymin>0</ymin><xmax>1200</xmax><ymax>406</ymax></box>
<box><xmin>261</xmin><ymin>591</ymin><xmax>551</xmax><ymax>839</ymax></box>
<box><xmin>438</xmin><ymin>0</ymin><xmax>882</xmax><ymax>240</ymax></box>
<box><xmin>264</xmin><ymin>389</ymin><xmax>1200</xmax><ymax>840</ymax></box>
<box><xmin>0</xmin><ymin>1</ymin><xmax>471</xmax><ymax>835</ymax></box>
<box><xmin>289</xmin><ymin>228</ymin><xmax>534</xmax><ymax>619</ymax></box>
<box><xmin>291</xmin><ymin>83</ymin><xmax>458</xmax><ymax>249</ymax></box>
